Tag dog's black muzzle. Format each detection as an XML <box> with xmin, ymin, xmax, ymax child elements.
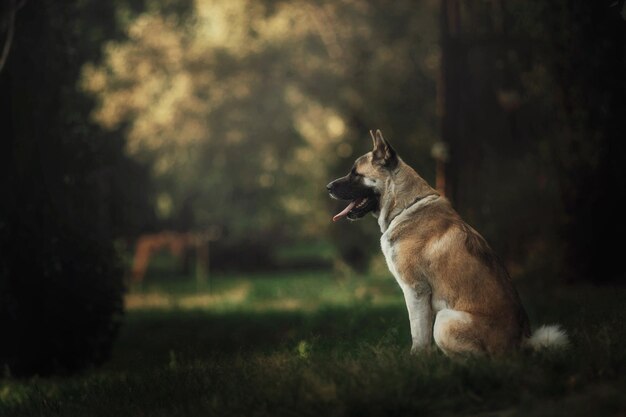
<box><xmin>327</xmin><ymin>175</ymin><xmax>370</xmax><ymax>200</ymax></box>
<box><xmin>327</xmin><ymin>175</ymin><xmax>379</xmax><ymax>220</ymax></box>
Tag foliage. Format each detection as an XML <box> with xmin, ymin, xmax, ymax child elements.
<box><xmin>81</xmin><ymin>0</ymin><xmax>440</xmax><ymax>263</ymax></box>
<box><xmin>0</xmin><ymin>1</ymin><xmax>151</xmax><ymax>375</ymax></box>
<box><xmin>79</xmin><ymin>0</ymin><xmax>626</xmax><ymax>280</ymax></box>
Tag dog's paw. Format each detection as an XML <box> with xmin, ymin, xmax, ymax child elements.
<box><xmin>410</xmin><ymin>346</ymin><xmax>420</xmax><ymax>355</ymax></box>
<box><xmin>410</xmin><ymin>344</ymin><xmax>432</xmax><ymax>355</ymax></box>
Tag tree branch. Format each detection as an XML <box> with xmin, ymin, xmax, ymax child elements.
<box><xmin>0</xmin><ymin>0</ymin><xmax>23</xmax><ymax>74</ymax></box>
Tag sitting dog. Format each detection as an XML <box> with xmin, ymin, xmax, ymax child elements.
<box><xmin>327</xmin><ymin>130</ymin><xmax>567</xmax><ymax>355</ymax></box>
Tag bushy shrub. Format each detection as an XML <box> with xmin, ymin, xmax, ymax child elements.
<box><xmin>0</xmin><ymin>219</ymin><xmax>124</xmax><ymax>376</ymax></box>
<box><xmin>0</xmin><ymin>1</ymin><xmax>146</xmax><ymax>377</ymax></box>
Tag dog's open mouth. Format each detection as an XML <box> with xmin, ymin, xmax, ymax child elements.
<box><xmin>332</xmin><ymin>196</ymin><xmax>376</xmax><ymax>222</ymax></box>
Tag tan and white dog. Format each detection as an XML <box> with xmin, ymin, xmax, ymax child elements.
<box><xmin>327</xmin><ymin>130</ymin><xmax>568</xmax><ymax>356</ymax></box>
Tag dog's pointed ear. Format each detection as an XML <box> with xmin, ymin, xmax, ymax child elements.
<box><xmin>369</xmin><ymin>130</ymin><xmax>377</xmax><ymax>149</ymax></box>
<box><xmin>371</xmin><ymin>129</ymin><xmax>397</xmax><ymax>168</ymax></box>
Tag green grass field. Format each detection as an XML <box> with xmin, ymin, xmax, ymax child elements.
<box><xmin>1</xmin><ymin>271</ymin><xmax>625</xmax><ymax>417</ymax></box>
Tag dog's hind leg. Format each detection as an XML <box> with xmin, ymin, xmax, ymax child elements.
<box><xmin>433</xmin><ymin>309</ymin><xmax>485</xmax><ymax>356</ymax></box>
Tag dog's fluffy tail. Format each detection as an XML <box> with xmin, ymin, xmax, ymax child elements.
<box><xmin>525</xmin><ymin>325</ymin><xmax>570</xmax><ymax>350</ymax></box>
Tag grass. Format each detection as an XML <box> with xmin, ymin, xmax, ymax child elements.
<box><xmin>1</xmin><ymin>270</ymin><xmax>625</xmax><ymax>417</ymax></box>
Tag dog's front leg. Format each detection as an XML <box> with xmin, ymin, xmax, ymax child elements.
<box><xmin>400</xmin><ymin>283</ymin><xmax>433</xmax><ymax>353</ymax></box>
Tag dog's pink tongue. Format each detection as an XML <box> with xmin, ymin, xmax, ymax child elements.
<box><xmin>333</xmin><ymin>200</ymin><xmax>356</xmax><ymax>222</ymax></box>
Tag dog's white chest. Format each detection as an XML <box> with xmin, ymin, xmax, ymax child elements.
<box><xmin>380</xmin><ymin>233</ymin><xmax>403</xmax><ymax>285</ymax></box>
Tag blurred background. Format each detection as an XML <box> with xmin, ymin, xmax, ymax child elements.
<box><xmin>1</xmin><ymin>0</ymin><xmax>625</xmax><ymax>379</ymax></box>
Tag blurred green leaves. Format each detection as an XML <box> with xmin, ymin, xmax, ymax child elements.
<box><xmin>81</xmin><ymin>0</ymin><xmax>440</xmax><ymax>255</ymax></box>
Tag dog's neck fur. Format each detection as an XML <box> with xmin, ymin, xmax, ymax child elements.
<box><xmin>376</xmin><ymin>159</ymin><xmax>439</xmax><ymax>233</ymax></box>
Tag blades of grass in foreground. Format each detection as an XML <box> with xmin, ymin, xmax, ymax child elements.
<box><xmin>1</xmin><ymin>275</ymin><xmax>625</xmax><ymax>417</ymax></box>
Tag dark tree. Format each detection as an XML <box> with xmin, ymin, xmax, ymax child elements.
<box><xmin>0</xmin><ymin>1</ymin><xmax>152</xmax><ymax>375</ymax></box>
<box><xmin>546</xmin><ymin>0</ymin><xmax>626</xmax><ymax>283</ymax></box>
<box><xmin>440</xmin><ymin>0</ymin><xmax>626</xmax><ymax>283</ymax></box>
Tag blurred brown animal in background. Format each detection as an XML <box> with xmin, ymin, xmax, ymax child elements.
<box><xmin>131</xmin><ymin>231</ymin><xmax>213</xmax><ymax>284</ymax></box>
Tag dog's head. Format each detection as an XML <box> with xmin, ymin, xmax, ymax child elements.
<box><xmin>327</xmin><ymin>130</ymin><xmax>398</xmax><ymax>221</ymax></box>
